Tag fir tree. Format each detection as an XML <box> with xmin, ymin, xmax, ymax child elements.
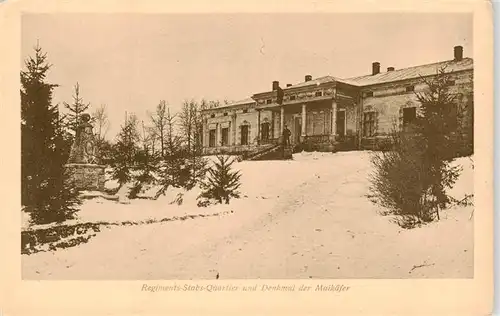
<box><xmin>413</xmin><ymin>68</ymin><xmax>465</xmax><ymax>219</ymax></box>
<box><xmin>111</xmin><ymin>113</ymin><xmax>140</xmax><ymax>187</ymax></box>
<box><xmin>128</xmin><ymin>147</ymin><xmax>156</xmax><ymax>199</ymax></box>
<box><xmin>197</xmin><ymin>155</ymin><xmax>242</xmax><ymax>206</ymax></box>
<box><xmin>128</xmin><ymin>121</ymin><xmax>157</xmax><ymax>199</ymax></box>
<box><xmin>21</xmin><ymin>43</ymin><xmax>81</xmax><ymax>224</ymax></box>
<box><xmin>63</xmin><ymin>82</ymin><xmax>90</xmax><ymax>135</ymax></box>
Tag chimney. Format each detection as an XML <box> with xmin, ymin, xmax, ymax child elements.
<box><xmin>372</xmin><ymin>62</ymin><xmax>380</xmax><ymax>75</ymax></box>
<box><xmin>305</xmin><ymin>75</ymin><xmax>312</xmax><ymax>82</ymax></box>
<box><xmin>387</xmin><ymin>67</ymin><xmax>395</xmax><ymax>72</ymax></box>
<box><xmin>454</xmin><ymin>46</ymin><xmax>463</xmax><ymax>61</ymax></box>
<box><xmin>286</xmin><ymin>83</ymin><xmax>292</xmax><ymax>87</ymax></box>
<box><xmin>272</xmin><ymin>80</ymin><xmax>279</xmax><ymax>91</ymax></box>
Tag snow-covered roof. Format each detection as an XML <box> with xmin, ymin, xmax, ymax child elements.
<box><xmin>283</xmin><ymin>76</ymin><xmax>359</xmax><ymax>89</ymax></box>
<box><xmin>282</xmin><ymin>58</ymin><xmax>473</xmax><ymax>90</ymax></box>
<box><xmin>208</xmin><ymin>57</ymin><xmax>473</xmax><ymax>108</ymax></box>
<box><xmin>345</xmin><ymin>58</ymin><xmax>473</xmax><ymax>87</ymax></box>
<box><xmin>202</xmin><ymin>97</ymin><xmax>255</xmax><ymax>112</ymax></box>
<box><xmin>227</xmin><ymin>97</ymin><xmax>255</xmax><ymax>106</ymax></box>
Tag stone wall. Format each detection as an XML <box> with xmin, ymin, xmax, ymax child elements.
<box><xmin>65</xmin><ymin>163</ymin><xmax>106</xmax><ymax>191</ymax></box>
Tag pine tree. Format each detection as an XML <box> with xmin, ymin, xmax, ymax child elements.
<box><xmin>197</xmin><ymin>155</ymin><xmax>242</xmax><ymax>206</ymax></box>
<box><xmin>97</xmin><ymin>139</ymin><xmax>114</xmax><ymax>166</ymax></box>
<box><xmin>128</xmin><ymin>121</ymin><xmax>157</xmax><ymax>199</ymax></box>
<box><xmin>21</xmin><ymin>43</ymin><xmax>81</xmax><ymax>224</ymax></box>
<box><xmin>414</xmin><ymin>68</ymin><xmax>465</xmax><ymax>219</ymax></box>
<box><xmin>129</xmin><ymin>147</ymin><xmax>156</xmax><ymax>199</ymax></box>
<box><xmin>111</xmin><ymin>113</ymin><xmax>140</xmax><ymax>187</ymax></box>
<box><xmin>63</xmin><ymin>82</ymin><xmax>90</xmax><ymax>135</ymax></box>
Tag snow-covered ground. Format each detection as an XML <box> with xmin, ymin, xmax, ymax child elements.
<box><xmin>21</xmin><ymin>151</ymin><xmax>474</xmax><ymax>279</ymax></box>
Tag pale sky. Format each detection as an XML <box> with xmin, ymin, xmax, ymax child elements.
<box><xmin>21</xmin><ymin>13</ymin><xmax>472</xmax><ymax>138</ymax></box>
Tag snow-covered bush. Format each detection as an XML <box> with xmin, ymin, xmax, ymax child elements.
<box><xmin>370</xmin><ymin>132</ymin><xmax>434</xmax><ymax>228</ymax></box>
<box><xmin>370</xmin><ymin>68</ymin><xmax>469</xmax><ymax>229</ymax></box>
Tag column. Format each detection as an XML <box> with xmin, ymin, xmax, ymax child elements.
<box><xmin>216</xmin><ymin>123</ymin><xmax>221</xmax><ymax>147</ymax></box>
<box><xmin>280</xmin><ymin>106</ymin><xmax>285</xmax><ymax>137</ymax></box>
<box><xmin>271</xmin><ymin>111</ymin><xmax>275</xmax><ymax>139</ymax></box>
<box><xmin>201</xmin><ymin>117</ymin><xmax>207</xmax><ymax>148</ymax></box>
<box><xmin>331</xmin><ymin>99</ymin><xmax>337</xmax><ymax>141</ymax></box>
<box><xmin>257</xmin><ymin>109</ymin><xmax>261</xmax><ymax>144</ymax></box>
<box><xmin>213</xmin><ymin>123</ymin><xmax>216</xmax><ymax>146</ymax></box>
<box><xmin>301</xmin><ymin>103</ymin><xmax>307</xmax><ymax>137</ymax></box>
<box><xmin>231</xmin><ymin>112</ymin><xmax>237</xmax><ymax>146</ymax></box>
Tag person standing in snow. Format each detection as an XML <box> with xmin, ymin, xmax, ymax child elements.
<box><xmin>283</xmin><ymin>125</ymin><xmax>291</xmax><ymax>146</ymax></box>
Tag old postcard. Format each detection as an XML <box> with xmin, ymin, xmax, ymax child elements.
<box><xmin>0</xmin><ymin>0</ymin><xmax>493</xmax><ymax>315</ymax></box>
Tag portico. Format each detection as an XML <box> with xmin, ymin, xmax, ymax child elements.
<box><xmin>251</xmin><ymin>77</ymin><xmax>358</xmax><ymax>152</ymax></box>
<box><xmin>259</xmin><ymin>98</ymin><xmax>352</xmax><ymax>151</ymax></box>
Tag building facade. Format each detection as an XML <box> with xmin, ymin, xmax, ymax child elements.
<box><xmin>201</xmin><ymin>46</ymin><xmax>473</xmax><ymax>155</ymax></box>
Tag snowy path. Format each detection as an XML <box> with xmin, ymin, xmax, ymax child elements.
<box><xmin>22</xmin><ymin>152</ymin><xmax>473</xmax><ymax>279</ymax></box>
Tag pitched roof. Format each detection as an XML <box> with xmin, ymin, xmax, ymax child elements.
<box><xmin>211</xmin><ymin>57</ymin><xmax>473</xmax><ymax>108</ymax></box>
<box><xmin>284</xmin><ymin>75</ymin><xmax>359</xmax><ymax>89</ymax></box>
<box><xmin>229</xmin><ymin>97</ymin><xmax>255</xmax><ymax>106</ymax></box>
<box><xmin>204</xmin><ymin>97</ymin><xmax>255</xmax><ymax>111</ymax></box>
<box><xmin>345</xmin><ymin>58</ymin><xmax>473</xmax><ymax>87</ymax></box>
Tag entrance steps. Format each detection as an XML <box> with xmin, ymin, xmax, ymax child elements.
<box><xmin>244</xmin><ymin>144</ymin><xmax>293</xmax><ymax>161</ymax></box>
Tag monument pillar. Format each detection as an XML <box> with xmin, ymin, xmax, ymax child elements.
<box><xmin>65</xmin><ymin>113</ymin><xmax>106</xmax><ymax>191</ymax></box>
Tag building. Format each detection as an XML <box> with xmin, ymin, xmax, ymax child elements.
<box><xmin>201</xmin><ymin>45</ymin><xmax>473</xmax><ymax>156</ymax></box>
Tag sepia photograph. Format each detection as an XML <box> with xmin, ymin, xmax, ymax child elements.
<box><xmin>0</xmin><ymin>0</ymin><xmax>495</xmax><ymax>314</ymax></box>
<box><xmin>18</xmin><ymin>12</ymin><xmax>478</xmax><ymax>281</ymax></box>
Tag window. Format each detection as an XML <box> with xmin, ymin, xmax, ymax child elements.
<box><xmin>261</xmin><ymin>123</ymin><xmax>270</xmax><ymax>141</ymax></box>
<box><xmin>223</xmin><ymin>112</ymin><xmax>228</xmax><ymax>116</ymax></box>
<box><xmin>243</xmin><ymin>109</ymin><xmax>248</xmax><ymax>113</ymax></box>
<box><xmin>209</xmin><ymin>129</ymin><xmax>216</xmax><ymax>147</ymax></box>
<box><xmin>221</xmin><ymin>127</ymin><xmax>229</xmax><ymax>146</ymax></box>
<box><xmin>403</xmin><ymin>107</ymin><xmax>416</xmax><ymax>125</ymax></box>
<box><xmin>363</xmin><ymin>112</ymin><xmax>376</xmax><ymax>137</ymax></box>
<box><xmin>289</xmin><ymin>95</ymin><xmax>296</xmax><ymax>101</ymax></box>
<box><xmin>241</xmin><ymin>125</ymin><xmax>249</xmax><ymax>145</ymax></box>
<box><xmin>406</xmin><ymin>85</ymin><xmax>415</xmax><ymax>92</ymax></box>
<box><xmin>364</xmin><ymin>91</ymin><xmax>373</xmax><ymax>98</ymax></box>
<box><xmin>266</xmin><ymin>99</ymin><xmax>272</xmax><ymax>104</ymax></box>
<box><xmin>210</xmin><ymin>114</ymin><xmax>215</xmax><ymax>118</ymax></box>
<box><xmin>315</xmin><ymin>91</ymin><xmax>323</xmax><ymax>97</ymax></box>
<box><xmin>336</xmin><ymin>110</ymin><xmax>346</xmax><ymax>137</ymax></box>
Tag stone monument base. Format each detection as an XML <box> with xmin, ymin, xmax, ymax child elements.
<box><xmin>65</xmin><ymin>163</ymin><xmax>106</xmax><ymax>191</ymax></box>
